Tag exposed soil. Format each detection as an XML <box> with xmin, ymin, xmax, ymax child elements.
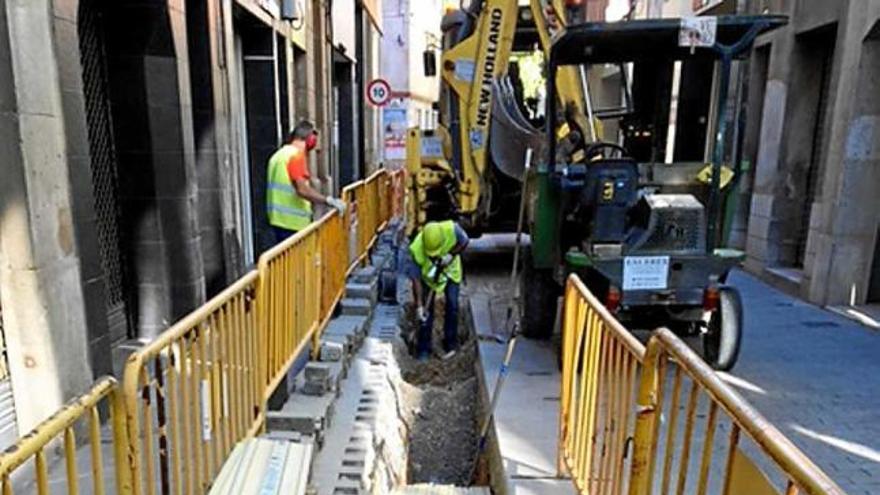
<box><xmin>393</xmin><ymin>299</ymin><xmax>481</xmax><ymax>486</ymax></box>
<box><xmin>387</xmin><ymin>247</ymin><xmax>520</xmax><ymax>488</ymax></box>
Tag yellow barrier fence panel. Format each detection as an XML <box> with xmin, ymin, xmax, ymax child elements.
<box><xmin>122</xmin><ymin>272</ymin><xmax>261</xmax><ymax>495</ymax></box>
<box><xmin>394</xmin><ymin>169</ymin><xmax>407</xmax><ymax>220</ymax></box>
<box><xmin>120</xmin><ymin>170</ymin><xmax>399</xmax><ymax>494</ymax></box>
<box><xmin>320</xmin><ymin>211</ymin><xmax>347</xmax><ymax>328</ymax></box>
<box><xmin>628</xmin><ymin>328</ymin><xmax>846</xmax><ymax>495</ymax></box>
<box><xmin>343</xmin><ymin>169</ymin><xmax>392</xmax><ymax>274</ymax></box>
<box><xmin>560</xmin><ymin>275</ymin><xmax>845</xmax><ymax>495</ymax></box>
<box><xmin>558</xmin><ymin>275</ymin><xmax>646</xmax><ymax>495</ymax></box>
<box><xmin>257</xmin><ymin>215</ymin><xmax>328</xmax><ymax>394</ymax></box>
<box><xmin>0</xmin><ymin>376</ymin><xmax>131</xmax><ymax>495</ymax></box>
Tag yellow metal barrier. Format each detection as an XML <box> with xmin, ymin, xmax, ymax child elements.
<box><xmin>319</xmin><ymin>211</ymin><xmax>348</xmax><ymax>325</ymax></box>
<box><xmin>559</xmin><ymin>275</ymin><xmax>646</xmax><ymax>495</ymax></box>
<box><xmin>0</xmin><ymin>376</ymin><xmax>130</xmax><ymax>495</ymax></box>
<box><xmin>120</xmin><ymin>167</ymin><xmax>400</xmax><ymax>495</ymax></box>
<box><xmin>390</xmin><ymin>169</ymin><xmax>406</xmax><ymax>219</ymax></box>
<box><xmin>122</xmin><ymin>272</ymin><xmax>261</xmax><ymax>495</ymax></box>
<box><xmin>257</xmin><ymin>211</ymin><xmax>341</xmax><ymax>391</ymax></box>
<box><xmin>0</xmin><ymin>168</ymin><xmax>402</xmax><ymax>495</ymax></box>
<box><xmin>342</xmin><ymin>169</ymin><xmax>403</xmax><ymax>273</ymax></box>
<box><xmin>560</xmin><ymin>274</ymin><xmax>846</xmax><ymax>495</ymax></box>
<box><xmin>629</xmin><ymin>328</ymin><xmax>845</xmax><ymax>495</ymax></box>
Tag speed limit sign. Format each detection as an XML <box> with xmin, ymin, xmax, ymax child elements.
<box><xmin>367</xmin><ymin>79</ymin><xmax>392</xmax><ymax>107</ymax></box>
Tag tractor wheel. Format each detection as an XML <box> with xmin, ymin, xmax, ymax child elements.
<box><xmin>703</xmin><ymin>287</ymin><xmax>743</xmax><ymax>371</ymax></box>
<box><xmin>520</xmin><ymin>253</ymin><xmax>560</xmax><ymax>340</ymax></box>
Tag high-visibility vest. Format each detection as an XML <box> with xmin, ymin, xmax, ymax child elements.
<box><xmin>409</xmin><ymin>220</ymin><xmax>463</xmax><ymax>291</ymax></box>
<box><xmin>266</xmin><ymin>144</ymin><xmax>312</xmax><ymax>232</ymax></box>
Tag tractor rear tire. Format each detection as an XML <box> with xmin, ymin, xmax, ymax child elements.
<box><xmin>520</xmin><ymin>254</ymin><xmax>560</xmax><ymax>340</ymax></box>
<box><xmin>703</xmin><ymin>287</ymin><xmax>743</xmax><ymax>371</ymax></box>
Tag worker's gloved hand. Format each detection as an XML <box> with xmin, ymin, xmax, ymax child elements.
<box><xmin>326</xmin><ymin>196</ymin><xmax>346</xmax><ymax>215</ymax></box>
<box><xmin>439</xmin><ymin>254</ymin><xmax>454</xmax><ymax>267</ymax></box>
<box><xmin>426</xmin><ymin>264</ymin><xmax>439</xmax><ymax>281</ymax></box>
<box><xmin>417</xmin><ymin>305</ymin><xmax>428</xmax><ymax>323</ymax></box>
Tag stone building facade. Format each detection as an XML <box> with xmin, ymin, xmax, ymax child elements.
<box><xmin>741</xmin><ymin>0</ymin><xmax>880</xmax><ymax>308</ymax></box>
<box><xmin>0</xmin><ymin>0</ymin><xmax>383</xmax><ymax>437</ymax></box>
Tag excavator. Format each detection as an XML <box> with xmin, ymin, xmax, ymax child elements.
<box><xmin>407</xmin><ymin>0</ymin><xmax>586</xmax><ymax>230</ymax></box>
<box><xmin>405</xmin><ymin>0</ymin><xmax>785</xmax><ymax>371</ymax></box>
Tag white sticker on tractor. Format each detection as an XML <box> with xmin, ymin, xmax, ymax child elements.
<box><xmin>623</xmin><ymin>256</ymin><xmax>670</xmax><ymax>291</ymax></box>
<box><xmin>679</xmin><ymin>16</ymin><xmax>717</xmax><ymax>48</ymax></box>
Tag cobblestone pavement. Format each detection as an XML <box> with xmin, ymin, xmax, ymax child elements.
<box><xmin>723</xmin><ymin>270</ymin><xmax>880</xmax><ymax>494</ymax></box>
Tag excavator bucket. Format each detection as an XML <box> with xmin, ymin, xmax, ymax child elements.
<box><xmin>490</xmin><ymin>76</ymin><xmax>545</xmax><ymax>182</ymax></box>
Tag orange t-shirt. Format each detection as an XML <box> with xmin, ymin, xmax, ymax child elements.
<box><xmin>286</xmin><ymin>143</ymin><xmax>310</xmax><ymax>183</ymax></box>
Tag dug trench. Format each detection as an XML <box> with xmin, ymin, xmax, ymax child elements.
<box><xmin>393</xmin><ymin>298</ymin><xmax>487</xmax><ymax>487</ymax></box>
<box><xmin>308</xmin><ymin>241</ymin><xmax>509</xmax><ymax>493</ymax></box>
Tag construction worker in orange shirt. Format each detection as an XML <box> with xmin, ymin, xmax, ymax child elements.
<box><xmin>266</xmin><ymin>120</ymin><xmax>346</xmax><ymax>243</ymax></box>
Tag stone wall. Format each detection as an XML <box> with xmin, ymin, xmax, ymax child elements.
<box><xmin>743</xmin><ymin>0</ymin><xmax>880</xmax><ymax>306</ymax></box>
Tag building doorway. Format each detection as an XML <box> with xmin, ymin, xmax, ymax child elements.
<box><xmin>78</xmin><ymin>0</ymin><xmax>132</xmax><ymax>342</ymax></box>
<box><xmin>232</xmin><ymin>32</ymin><xmax>256</xmax><ymax>267</ymax></box>
<box><xmin>793</xmin><ymin>26</ymin><xmax>836</xmax><ymax>267</ymax></box>
<box><xmin>334</xmin><ymin>53</ymin><xmax>358</xmax><ymax>186</ymax></box>
<box><xmin>233</xmin><ymin>8</ymin><xmax>287</xmax><ymax>256</ymax></box>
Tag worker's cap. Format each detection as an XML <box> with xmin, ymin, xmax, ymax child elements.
<box><xmin>423</xmin><ymin>222</ymin><xmax>445</xmax><ymax>258</ymax></box>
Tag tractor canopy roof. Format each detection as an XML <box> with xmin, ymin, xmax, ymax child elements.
<box><xmin>549</xmin><ymin>15</ymin><xmax>788</xmax><ymax>66</ymax></box>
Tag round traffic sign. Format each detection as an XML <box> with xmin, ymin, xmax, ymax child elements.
<box><xmin>367</xmin><ymin>79</ymin><xmax>392</xmax><ymax>107</ymax></box>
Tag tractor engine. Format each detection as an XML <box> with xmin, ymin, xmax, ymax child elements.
<box><xmin>626</xmin><ymin>194</ymin><xmax>707</xmax><ymax>255</ymax></box>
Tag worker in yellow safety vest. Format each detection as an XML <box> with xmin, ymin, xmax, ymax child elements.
<box><xmin>266</xmin><ymin>120</ymin><xmax>346</xmax><ymax>243</ymax></box>
<box><xmin>407</xmin><ymin>220</ymin><xmax>470</xmax><ymax>360</ymax></box>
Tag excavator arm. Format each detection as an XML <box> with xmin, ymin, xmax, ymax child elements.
<box><xmin>406</xmin><ymin>0</ymin><xmax>594</xmax><ymax>234</ymax></box>
<box><xmin>439</xmin><ymin>0</ymin><xmax>519</xmax><ymax>220</ymax></box>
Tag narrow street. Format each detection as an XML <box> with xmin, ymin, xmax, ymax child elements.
<box><xmin>722</xmin><ymin>271</ymin><xmax>880</xmax><ymax>495</ymax></box>
<box><xmin>1</xmin><ymin>1</ymin><xmax>879</xmax><ymax>493</ymax></box>
<box><xmin>465</xmin><ymin>237</ymin><xmax>880</xmax><ymax>494</ymax></box>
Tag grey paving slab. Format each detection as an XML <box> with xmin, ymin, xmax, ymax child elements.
<box><xmin>478</xmin><ymin>338</ymin><xmax>569</xmax><ymax>491</ymax></box>
<box><xmin>341</xmin><ymin>298</ymin><xmax>373</xmax><ymax>316</ymax></box>
<box><xmin>347</xmin><ymin>279</ymin><xmax>379</xmax><ymax>303</ymax></box>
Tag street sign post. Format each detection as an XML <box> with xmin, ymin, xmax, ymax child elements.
<box><xmin>366</xmin><ymin>78</ymin><xmax>392</xmax><ymax>107</ymax></box>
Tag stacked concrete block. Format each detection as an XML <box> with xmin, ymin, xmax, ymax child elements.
<box><xmin>352</xmin><ymin>266</ymin><xmax>378</xmax><ymax>284</ymax></box>
<box><xmin>323</xmin><ymin>315</ymin><xmax>368</xmax><ymax>353</ymax></box>
<box><xmin>370</xmin><ymin>246</ymin><xmax>394</xmax><ymax>271</ymax></box>
<box><xmin>340</xmin><ymin>297</ymin><xmax>371</xmax><ymax>316</ymax></box>
<box><xmin>346</xmin><ymin>279</ymin><xmax>378</xmax><ymax>305</ymax></box>
<box><xmin>266</xmin><ymin>394</ymin><xmax>335</xmax><ymax>447</ymax></box>
<box><xmin>318</xmin><ymin>341</ymin><xmax>344</xmax><ymax>362</ymax></box>
<box><xmin>319</xmin><ymin>334</ymin><xmax>351</xmax><ymax>362</ymax></box>
<box><xmin>303</xmin><ymin>363</ymin><xmax>332</xmax><ymax>396</ymax></box>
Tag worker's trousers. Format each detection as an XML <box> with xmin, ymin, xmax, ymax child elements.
<box><xmin>418</xmin><ymin>282</ymin><xmax>460</xmax><ymax>356</ymax></box>
<box><xmin>272</xmin><ymin>226</ymin><xmax>299</xmax><ymax>245</ymax></box>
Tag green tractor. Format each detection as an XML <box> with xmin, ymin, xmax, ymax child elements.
<box><xmin>521</xmin><ymin>16</ymin><xmax>786</xmax><ymax>371</ymax></box>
